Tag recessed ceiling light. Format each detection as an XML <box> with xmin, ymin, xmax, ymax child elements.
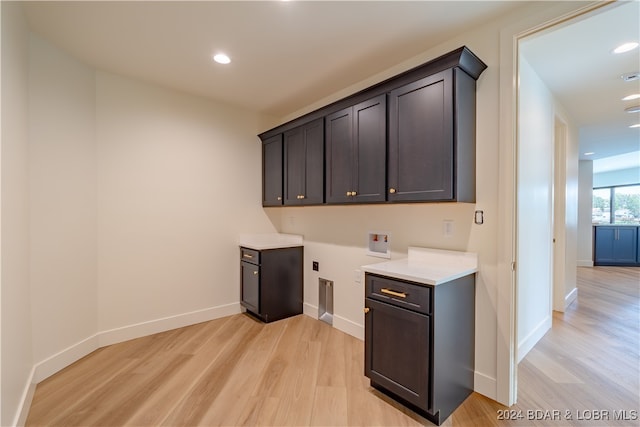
<box><xmin>630</xmin><ymin>123</ymin><xmax>640</xmax><ymax>128</ymax></box>
<box><xmin>213</xmin><ymin>53</ymin><xmax>231</xmax><ymax>64</ymax></box>
<box><xmin>622</xmin><ymin>94</ymin><xmax>640</xmax><ymax>101</ymax></box>
<box><xmin>613</xmin><ymin>42</ymin><xmax>639</xmax><ymax>54</ymax></box>
<box><xmin>625</xmin><ymin>105</ymin><xmax>640</xmax><ymax>114</ymax></box>
<box><xmin>584</xmin><ymin>152</ymin><xmax>595</xmax><ymax>156</ymax></box>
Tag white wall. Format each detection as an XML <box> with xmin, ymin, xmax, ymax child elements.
<box><xmin>578</xmin><ymin>160</ymin><xmax>594</xmax><ymax>266</ymax></box>
<box><xmin>28</xmin><ymin>34</ymin><xmax>98</xmax><ymax>371</ymax></box>
<box><xmin>96</xmin><ymin>71</ymin><xmax>277</xmax><ymax>335</ymax></box>
<box><xmin>2</xmin><ymin>20</ymin><xmax>279</xmax><ymax>423</ymax></box>
<box><xmin>516</xmin><ymin>57</ymin><xmax>554</xmax><ymax>362</ymax></box>
<box><xmin>594</xmin><ymin>166</ymin><xmax>640</xmax><ymax>187</ymax></box>
<box><xmin>1</xmin><ymin>3</ymin><xmax>34</xmax><ymax>426</ymax></box>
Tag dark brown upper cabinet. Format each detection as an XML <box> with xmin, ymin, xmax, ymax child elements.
<box><xmin>259</xmin><ymin>46</ymin><xmax>486</xmax><ymax>207</ymax></box>
<box><xmin>283</xmin><ymin>118</ymin><xmax>324</xmax><ymax>205</ymax></box>
<box><xmin>262</xmin><ymin>134</ymin><xmax>283</xmax><ymax>206</ymax></box>
<box><xmin>325</xmin><ymin>94</ymin><xmax>386</xmax><ymax>204</ymax></box>
<box><xmin>388</xmin><ymin>68</ymin><xmax>477</xmax><ymax>203</ymax></box>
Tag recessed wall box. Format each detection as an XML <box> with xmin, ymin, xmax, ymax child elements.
<box><xmin>367</xmin><ymin>232</ymin><xmax>390</xmax><ymax>258</ymax></box>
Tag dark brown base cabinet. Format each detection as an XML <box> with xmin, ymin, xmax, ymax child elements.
<box><xmin>240</xmin><ymin>246</ymin><xmax>303</xmax><ymax>323</ymax></box>
<box><xmin>364</xmin><ymin>273</ymin><xmax>475</xmax><ymax>425</ymax></box>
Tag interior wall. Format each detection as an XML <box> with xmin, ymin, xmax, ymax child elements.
<box><xmin>516</xmin><ymin>56</ymin><xmax>553</xmax><ymax>362</ymax></box>
<box><xmin>593</xmin><ymin>166</ymin><xmax>640</xmax><ymax>187</ymax></box>
<box><xmin>578</xmin><ymin>160</ymin><xmax>594</xmax><ymax>266</ymax></box>
<box><xmin>28</xmin><ymin>34</ymin><xmax>98</xmax><ymax>368</ymax></box>
<box><xmin>96</xmin><ymin>71</ymin><xmax>277</xmax><ymax>334</ymax></box>
<box><xmin>1</xmin><ymin>2</ymin><xmax>33</xmax><ymax>426</ymax></box>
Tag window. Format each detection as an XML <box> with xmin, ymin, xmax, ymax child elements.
<box><xmin>592</xmin><ymin>184</ymin><xmax>640</xmax><ymax>225</ymax></box>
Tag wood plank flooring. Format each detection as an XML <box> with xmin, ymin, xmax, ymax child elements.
<box><xmin>26</xmin><ymin>267</ymin><xmax>639</xmax><ymax>426</ymax></box>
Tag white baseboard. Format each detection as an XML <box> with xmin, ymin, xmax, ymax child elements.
<box><xmin>98</xmin><ymin>302</ymin><xmax>241</xmax><ymax>347</ymax></box>
<box><xmin>303</xmin><ymin>302</ymin><xmax>319</xmax><ymax>319</ymax></box>
<box><xmin>14</xmin><ymin>368</ymin><xmax>36</xmax><ymax>427</ymax></box>
<box><xmin>565</xmin><ymin>287</ymin><xmax>578</xmax><ymax>308</ymax></box>
<box><xmin>577</xmin><ymin>260</ymin><xmax>594</xmax><ymax>267</ymax></box>
<box><xmin>474</xmin><ymin>371</ymin><xmax>497</xmax><ymax>401</ymax></box>
<box><xmin>517</xmin><ymin>315</ymin><xmax>552</xmax><ymax>363</ymax></box>
<box><xmin>303</xmin><ymin>303</ymin><xmax>363</xmax><ymax>341</ymax></box>
<box><xmin>33</xmin><ymin>334</ymin><xmax>101</xmax><ymax>383</ymax></box>
<box><xmin>21</xmin><ymin>303</ymin><xmax>242</xmax><ymax>426</ymax></box>
<box><xmin>334</xmin><ymin>314</ymin><xmax>364</xmax><ymax>341</ymax></box>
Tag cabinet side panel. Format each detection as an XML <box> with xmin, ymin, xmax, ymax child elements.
<box><xmin>432</xmin><ymin>275</ymin><xmax>475</xmax><ymax>420</ymax></box>
<box><xmin>260</xmin><ymin>247</ymin><xmax>303</xmax><ymax>322</ymax></box>
<box><xmin>454</xmin><ymin>69</ymin><xmax>477</xmax><ymax>203</ymax></box>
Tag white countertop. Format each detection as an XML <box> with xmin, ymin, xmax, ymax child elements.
<box><xmin>362</xmin><ymin>247</ymin><xmax>477</xmax><ymax>286</ymax></box>
<box><xmin>238</xmin><ymin>233</ymin><xmax>303</xmax><ymax>250</ymax></box>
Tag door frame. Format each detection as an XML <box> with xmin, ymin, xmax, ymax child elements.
<box><xmin>497</xmin><ymin>0</ymin><xmax>614</xmax><ymax>406</ymax></box>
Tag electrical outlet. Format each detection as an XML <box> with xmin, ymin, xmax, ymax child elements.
<box><xmin>312</xmin><ymin>261</ymin><xmax>319</xmax><ymax>271</ymax></box>
<box><xmin>354</xmin><ymin>269</ymin><xmax>362</xmax><ymax>284</ymax></box>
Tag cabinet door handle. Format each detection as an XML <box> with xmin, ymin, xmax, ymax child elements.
<box><xmin>389</xmin><ymin>188</ymin><xmax>396</xmax><ymax>194</ymax></box>
<box><xmin>351</xmin><ymin>191</ymin><xmax>357</xmax><ymax>196</ymax></box>
<box><xmin>277</xmin><ymin>196</ymin><xmax>282</xmax><ymax>201</ymax></box>
<box><xmin>243</xmin><ymin>254</ymin><xmax>254</xmax><ymax>259</ymax></box>
<box><xmin>364</xmin><ymin>307</ymin><xmax>370</xmax><ymax>314</ymax></box>
<box><xmin>253</xmin><ymin>271</ymin><xmax>258</xmax><ymax>275</ymax></box>
<box><xmin>346</xmin><ymin>191</ymin><xmax>352</xmax><ymax>196</ymax></box>
<box><xmin>380</xmin><ymin>288</ymin><xmax>407</xmax><ymax>298</ymax></box>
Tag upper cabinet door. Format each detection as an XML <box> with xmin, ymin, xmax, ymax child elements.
<box><xmin>284</xmin><ymin>118</ymin><xmax>324</xmax><ymax>205</ymax></box>
<box><xmin>388</xmin><ymin>70</ymin><xmax>454</xmax><ymax>202</ymax></box>
<box><xmin>353</xmin><ymin>95</ymin><xmax>386</xmax><ymax>203</ymax></box>
<box><xmin>325</xmin><ymin>94</ymin><xmax>386</xmax><ymax>204</ymax></box>
<box><xmin>325</xmin><ymin>107</ymin><xmax>353</xmax><ymax>203</ymax></box>
<box><xmin>262</xmin><ymin>134</ymin><xmax>283</xmax><ymax>207</ymax></box>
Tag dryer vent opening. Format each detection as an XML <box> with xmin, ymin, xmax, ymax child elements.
<box><xmin>318</xmin><ymin>278</ymin><xmax>333</xmax><ymax>325</ymax></box>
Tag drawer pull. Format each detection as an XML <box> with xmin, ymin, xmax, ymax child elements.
<box><xmin>243</xmin><ymin>254</ymin><xmax>254</xmax><ymax>259</ymax></box>
<box><xmin>380</xmin><ymin>288</ymin><xmax>407</xmax><ymax>298</ymax></box>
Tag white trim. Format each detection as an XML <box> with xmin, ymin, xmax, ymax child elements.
<box><xmin>33</xmin><ymin>303</ymin><xmax>241</xmax><ymax>382</ymax></box>
<box><xmin>577</xmin><ymin>260</ymin><xmax>593</xmax><ymax>267</ymax></box>
<box><xmin>13</xmin><ymin>368</ymin><xmax>36</xmax><ymax>427</ymax></box>
<box><xmin>33</xmin><ymin>334</ymin><xmax>100</xmax><ymax>383</ymax></box>
<box><xmin>333</xmin><ymin>314</ymin><xmax>364</xmax><ymax>341</ymax></box>
<box><xmin>565</xmin><ymin>287</ymin><xmax>578</xmax><ymax>308</ymax></box>
<box><xmin>474</xmin><ymin>371</ymin><xmax>497</xmax><ymax>399</ymax></box>
<box><xmin>98</xmin><ymin>303</ymin><xmax>240</xmax><ymax>347</ymax></box>
<box><xmin>517</xmin><ymin>315</ymin><xmax>552</xmax><ymax>363</ymax></box>
<box><xmin>303</xmin><ymin>302</ymin><xmax>319</xmax><ymax>319</ymax></box>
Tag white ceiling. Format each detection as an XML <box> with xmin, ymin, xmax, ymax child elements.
<box><xmin>520</xmin><ymin>0</ymin><xmax>640</xmax><ymax>162</ymax></box>
<box><xmin>22</xmin><ymin>1</ymin><xmax>640</xmax><ymax>167</ymax></box>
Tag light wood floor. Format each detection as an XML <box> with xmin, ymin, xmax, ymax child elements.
<box><xmin>26</xmin><ymin>267</ymin><xmax>639</xmax><ymax>426</ymax></box>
